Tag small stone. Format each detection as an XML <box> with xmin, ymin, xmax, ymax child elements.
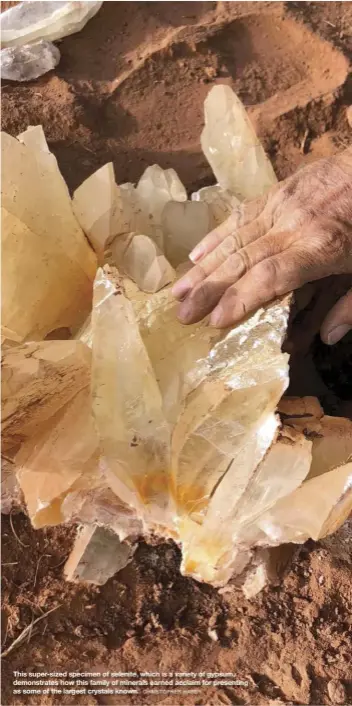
<box><xmin>207</xmin><ymin>628</ymin><xmax>218</xmax><ymax>642</ymax></box>
<box><xmin>327</xmin><ymin>679</ymin><xmax>346</xmax><ymax>704</ymax></box>
<box><xmin>318</xmin><ymin>575</ymin><xmax>324</xmax><ymax>585</ymax></box>
<box><xmin>204</xmin><ymin>66</ymin><xmax>217</xmax><ymax>80</ymax></box>
<box><xmin>1</xmin><ymin>41</ymin><xmax>60</xmax><ymax>81</ymax></box>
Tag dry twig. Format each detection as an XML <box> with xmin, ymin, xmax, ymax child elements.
<box><xmin>33</xmin><ymin>554</ymin><xmax>51</xmax><ymax>588</ymax></box>
<box><xmin>2</xmin><ymin>562</ymin><xmax>18</xmax><ymax>566</ymax></box>
<box><xmin>0</xmin><ymin>605</ymin><xmax>61</xmax><ymax>658</ymax></box>
<box><xmin>9</xmin><ymin>513</ymin><xmax>29</xmax><ymax>548</ymax></box>
<box><xmin>300</xmin><ymin>128</ymin><xmax>310</xmax><ymax>154</ymax></box>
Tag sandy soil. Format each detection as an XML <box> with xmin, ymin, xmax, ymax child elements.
<box><xmin>1</xmin><ymin>2</ymin><xmax>352</xmax><ymax>705</ymax></box>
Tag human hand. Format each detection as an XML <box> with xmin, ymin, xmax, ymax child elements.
<box><xmin>172</xmin><ymin>147</ymin><xmax>352</xmax><ymax>344</ymax></box>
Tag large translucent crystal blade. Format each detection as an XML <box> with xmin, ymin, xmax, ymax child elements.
<box><xmin>201</xmin><ymin>85</ymin><xmax>277</xmax><ymax>200</ymax></box>
<box><xmin>136</xmin><ymin>165</ymin><xmax>187</xmax><ymax>250</ymax></box>
<box><xmin>162</xmin><ymin>201</ymin><xmax>214</xmax><ymax>267</ymax></box>
<box><xmin>2</xmin><ymin>340</ymin><xmax>91</xmax><ymax>452</ymax></box>
<box><xmin>1</xmin><ymin>131</ymin><xmax>97</xmax><ymax>343</ymax></box>
<box><xmin>16</xmin><ymin>387</ymin><xmax>101</xmax><ymax>529</ymax></box>
<box><xmin>191</xmin><ymin>185</ymin><xmax>240</xmax><ymax>227</ymax></box>
<box><xmin>0</xmin><ymin>1</ymin><xmax>103</xmax><ymax>48</ymax></box>
<box><xmin>91</xmin><ymin>267</ymin><xmax>171</xmax><ymax>523</ymax></box>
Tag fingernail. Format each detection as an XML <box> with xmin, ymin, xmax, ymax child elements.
<box><xmin>189</xmin><ymin>244</ymin><xmax>205</xmax><ymax>263</ymax></box>
<box><xmin>326</xmin><ymin>324</ymin><xmax>350</xmax><ymax>345</ymax></box>
<box><xmin>210</xmin><ymin>307</ymin><xmax>223</xmax><ymax>327</ymax></box>
<box><xmin>172</xmin><ymin>278</ymin><xmax>191</xmax><ymax>299</ymax></box>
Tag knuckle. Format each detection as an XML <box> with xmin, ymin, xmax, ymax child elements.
<box><xmin>194</xmin><ymin>261</ymin><xmax>208</xmax><ymax>280</ymax></box>
<box><xmin>260</xmin><ymin>257</ymin><xmax>281</xmax><ymax>284</ymax></box>
<box><xmin>236</xmin><ymin>248</ymin><xmax>252</xmax><ymax>272</ymax></box>
<box><xmin>218</xmin><ymin>234</ymin><xmax>239</xmax><ymax>257</ymax></box>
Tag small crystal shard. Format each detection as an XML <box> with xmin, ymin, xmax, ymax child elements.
<box><xmin>162</xmin><ymin>200</ymin><xmax>214</xmax><ymax>267</ymax></box>
<box><xmin>191</xmin><ymin>184</ymin><xmax>240</xmax><ymax>227</ymax></box>
<box><xmin>1</xmin><ymin>40</ymin><xmax>60</xmax><ymax>81</ymax></box>
<box><xmin>64</xmin><ymin>525</ymin><xmax>134</xmax><ymax>585</ymax></box>
<box><xmin>0</xmin><ymin>1</ymin><xmax>103</xmax><ymax>48</ymax></box>
<box><xmin>1</xmin><ymin>131</ymin><xmax>97</xmax><ymax>343</ymax></box>
<box><xmin>136</xmin><ymin>165</ymin><xmax>187</xmax><ymax>249</ymax></box>
<box><xmin>201</xmin><ymin>85</ymin><xmax>277</xmax><ymax>200</ymax></box>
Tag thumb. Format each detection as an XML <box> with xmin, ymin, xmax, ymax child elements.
<box><xmin>320</xmin><ymin>289</ymin><xmax>352</xmax><ymax>345</ymax></box>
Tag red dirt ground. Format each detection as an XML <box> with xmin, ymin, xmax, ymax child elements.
<box><xmin>1</xmin><ymin>2</ymin><xmax>352</xmax><ymax>705</ymax></box>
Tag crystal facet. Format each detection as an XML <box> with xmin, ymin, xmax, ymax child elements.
<box><xmin>162</xmin><ymin>200</ymin><xmax>214</xmax><ymax>267</ymax></box>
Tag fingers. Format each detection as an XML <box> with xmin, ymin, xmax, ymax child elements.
<box><xmin>177</xmin><ymin>231</ymin><xmax>289</xmax><ymax>324</ymax></box>
<box><xmin>172</xmin><ymin>217</ymin><xmax>269</xmax><ymax>300</ymax></box>
<box><xmin>208</xmin><ymin>250</ymin><xmax>313</xmax><ymax>328</ymax></box>
<box><xmin>188</xmin><ymin>192</ymin><xmax>271</xmax><ymax>264</ymax></box>
<box><xmin>320</xmin><ymin>289</ymin><xmax>352</xmax><ymax>345</ymax></box>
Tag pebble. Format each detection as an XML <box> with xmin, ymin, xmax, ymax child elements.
<box><xmin>327</xmin><ymin>679</ymin><xmax>346</xmax><ymax>704</ymax></box>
